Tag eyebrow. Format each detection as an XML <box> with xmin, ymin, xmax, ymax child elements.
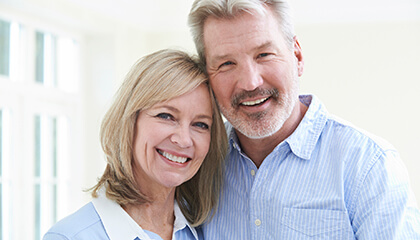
<box><xmin>159</xmin><ymin>105</ymin><xmax>179</xmax><ymax>113</ymax></box>
<box><xmin>210</xmin><ymin>41</ymin><xmax>275</xmax><ymax>64</ymax></box>
<box><xmin>254</xmin><ymin>41</ymin><xmax>274</xmax><ymax>52</ymax></box>
<box><xmin>210</xmin><ymin>54</ymin><xmax>232</xmax><ymax>66</ymax></box>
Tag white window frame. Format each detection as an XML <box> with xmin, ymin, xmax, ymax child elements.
<box><xmin>0</xmin><ymin>11</ymin><xmax>84</xmax><ymax>240</ymax></box>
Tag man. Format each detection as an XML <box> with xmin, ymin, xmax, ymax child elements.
<box><xmin>188</xmin><ymin>0</ymin><xmax>420</xmax><ymax>239</ymax></box>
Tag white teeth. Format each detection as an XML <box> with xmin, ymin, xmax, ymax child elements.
<box><xmin>158</xmin><ymin>150</ymin><xmax>188</xmax><ymax>163</ymax></box>
<box><xmin>241</xmin><ymin>97</ymin><xmax>269</xmax><ymax>106</ymax></box>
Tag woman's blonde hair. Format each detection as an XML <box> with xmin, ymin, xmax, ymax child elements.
<box><xmin>91</xmin><ymin>49</ymin><xmax>227</xmax><ymax>226</ymax></box>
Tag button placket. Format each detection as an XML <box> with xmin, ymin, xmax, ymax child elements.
<box><xmin>250</xmin><ymin>165</ymin><xmax>265</xmax><ymax>238</ymax></box>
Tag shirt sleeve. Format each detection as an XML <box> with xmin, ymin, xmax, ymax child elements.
<box><xmin>43</xmin><ymin>232</ymin><xmax>70</xmax><ymax>240</ymax></box>
<box><xmin>351</xmin><ymin>148</ymin><xmax>420</xmax><ymax>239</ymax></box>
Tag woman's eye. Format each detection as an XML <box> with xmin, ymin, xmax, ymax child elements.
<box><xmin>219</xmin><ymin>61</ymin><xmax>233</xmax><ymax>69</ymax></box>
<box><xmin>194</xmin><ymin>122</ymin><xmax>209</xmax><ymax>130</ymax></box>
<box><xmin>155</xmin><ymin>113</ymin><xmax>174</xmax><ymax>120</ymax></box>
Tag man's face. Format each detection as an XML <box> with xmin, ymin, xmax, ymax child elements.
<box><xmin>203</xmin><ymin>7</ymin><xmax>304</xmax><ymax>139</ymax></box>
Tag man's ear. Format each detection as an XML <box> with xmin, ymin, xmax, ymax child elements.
<box><xmin>293</xmin><ymin>36</ymin><xmax>304</xmax><ymax>77</ymax></box>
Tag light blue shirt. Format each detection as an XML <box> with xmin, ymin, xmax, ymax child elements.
<box><xmin>43</xmin><ymin>189</ymin><xmax>201</xmax><ymax>240</ymax></box>
<box><xmin>203</xmin><ymin>95</ymin><xmax>420</xmax><ymax>239</ymax></box>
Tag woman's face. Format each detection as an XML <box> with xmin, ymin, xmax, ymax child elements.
<box><xmin>132</xmin><ymin>84</ymin><xmax>213</xmax><ymax>192</ymax></box>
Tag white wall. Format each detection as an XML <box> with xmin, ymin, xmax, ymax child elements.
<box><xmin>297</xmin><ymin>21</ymin><xmax>420</xmax><ymax>203</ymax></box>
<box><xmin>2</xmin><ymin>0</ymin><xmax>419</xmax><ymax>220</ymax></box>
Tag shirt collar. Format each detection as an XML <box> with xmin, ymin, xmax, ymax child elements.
<box><xmin>92</xmin><ymin>188</ymin><xmax>199</xmax><ymax>240</ymax></box>
<box><xmin>285</xmin><ymin>95</ymin><xmax>328</xmax><ymax>160</ymax></box>
<box><xmin>173</xmin><ymin>201</ymin><xmax>199</xmax><ymax>239</ymax></box>
<box><xmin>227</xmin><ymin>95</ymin><xmax>328</xmax><ymax>161</ymax></box>
<box><xmin>225</xmin><ymin>121</ymin><xmax>240</xmax><ymax>152</ymax></box>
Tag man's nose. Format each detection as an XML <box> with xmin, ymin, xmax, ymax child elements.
<box><xmin>236</xmin><ymin>61</ymin><xmax>263</xmax><ymax>91</ymax></box>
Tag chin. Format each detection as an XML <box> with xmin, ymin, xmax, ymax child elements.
<box><xmin>159</xmin><ymin>175</ymin><xmax>189</xmax><ymax>189</ymax></box>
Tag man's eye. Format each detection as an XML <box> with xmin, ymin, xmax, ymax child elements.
<box><xmin>194</xmin><ymin>122</ymin><xmax>209</xmax><ymax>130</ymax></box>
<box><xmin>258</xmin><ymin>53</ymin><xmax>269</xmax><ymax>58</ymax></box>
<box><xmin>155</xmin><ymin>113</ymin><xmax>173</xmax><ymax>120</ymax></box>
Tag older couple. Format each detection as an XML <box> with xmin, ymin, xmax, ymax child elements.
<box><xmin>44</xmin><ymin>1</ymin><xmax>420</xmax><ymax>240</ymax></box>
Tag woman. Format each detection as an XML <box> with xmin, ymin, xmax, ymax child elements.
<box><xmin>43</xmin><ymin>49</ymin><xmax>228</xmax><ymax>240</ymax></box>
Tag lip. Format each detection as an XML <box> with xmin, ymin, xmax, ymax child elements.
<box><xmin>240</xmin><ymin>96</ymin><xmax>270</xmax><ymax>106</ymax></box>
<box><xmin>156</xmin><ymin>148</ymin><xmax>192</xmax><ymax>166</ymax></box>
<box><xmin>239</xmin><ymin>96</ymin><xmax>272</xmax><ymax>112</ymax></box>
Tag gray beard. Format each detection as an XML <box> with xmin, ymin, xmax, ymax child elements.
<box><xmin>221</xmin><ymin>90</ymin><xmax>298</xmax><ymax>139</ymax></box>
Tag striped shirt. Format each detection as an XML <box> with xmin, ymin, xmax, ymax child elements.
<box><xmin>203</xmin><ymin>95</ymin><xmax>420</xmax><ymax>239</ymax></box>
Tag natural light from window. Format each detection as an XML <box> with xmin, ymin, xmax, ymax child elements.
<box><xmin>0</xmin><ymin>15</ymin><xmax>81</xmax><ymax>240</ymax></box>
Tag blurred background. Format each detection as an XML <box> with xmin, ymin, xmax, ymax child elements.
<box><xmin>0</xmin><ymin>0</ymin><xmax>419</xmax><ymax>239</ymax></box>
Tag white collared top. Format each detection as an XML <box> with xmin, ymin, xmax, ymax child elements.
<box><xmin>43</xmin><ymin>188</ymin><xmax>201</xmax><ymax>240</ymax></box>
<box><xmin>92</xmin><ymin>188</ymin><xmax>200</xmax><ymax>240</ymax></box>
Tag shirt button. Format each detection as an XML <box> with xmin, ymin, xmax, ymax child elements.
<box><xmin>250</xmin><ymin>170</ymin><xmax>256</xmax><ymax>176</ymax></box>
<box><xmin>255</xmin><ymin>219</ymin><xmax>261</xmax><ymax>226</ymax></box>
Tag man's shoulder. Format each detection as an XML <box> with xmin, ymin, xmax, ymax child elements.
<box><xmin>326</xmin><ymin>114</ymin><xmax>396</xmax><ymax>153</ymax></box>
<box><xmin>43</xmin><ymin>202</ymin><xmax>107</xmax><ymax>240</ymax></box>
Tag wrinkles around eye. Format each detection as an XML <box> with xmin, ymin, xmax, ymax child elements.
<box><xmin>156</xmin><ymin>113</ymin><xmax>174</xmax><ymax>120</ymax></box>
<box><xmin>219</xmin><ymin>61</ymin><xmax>234</xmax><ymax>69</ymax></box>
<box><xmin>194</xmin><ymin>122</ymin><xmax>210</xmax><ymax>130</ymax></box>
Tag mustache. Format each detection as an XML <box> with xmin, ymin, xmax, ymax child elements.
<box><xmin>231</xmin><ymin>88</ymin><xmax>279</xmax><ymax>107</ymax></box>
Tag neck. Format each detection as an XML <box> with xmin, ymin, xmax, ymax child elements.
<box><xmin>237</xmin><ymin>101</ymin><xmax>308</xmax><ymax>167</ymax></box>
<box><xmin>123</xmin><ymin>189</ymin><xmax>176</xmax><ymax>240</ymax></box>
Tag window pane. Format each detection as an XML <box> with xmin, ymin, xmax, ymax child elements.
<box><xmin>35</xmin><ymin>32</ymin><xmax>44</xmax><ymax>84</ymax></box>
<box><xmin>34</xmin><ymin>115</ymin><xmax>41</xmax><ymax>177</ymax></box>
<box><xmin>34</xmin><ymin>114</ymin><xmax>59</xmax><ymax>239</ymax></box>
<box><xmin>34</xmin><ymin>183</ymin><xmax>41</xmax><ymax>240</ymax></box>
<box><xmin>0</xmin><ymin>183</ymin><xmax>2</xmax><ymax>239</ymax></box>
<box><xmin>0</xmin><ymin>109</ymin><xmax>2</xmax><ymax>176</ymax></box>
<box><xmin>53</xmin><ymin>184</ymin><xmax>57</xmax><ymax>223</ymax></box>
<box><xmin>0</xmin><ymin>109</ymin><xmax>2</xmax><ymax>238</ymax></box>
<box><xmin>53</xmin><ymin>118</ymin><xmax>57</xmax><ymax>178</ymax></box>
<box><xmin>0</xmin><ymin>19</ymin><xmax>10</xmax><ymax>76</ymax></box>
<box><xmin>34</xmin><ymin>115</ymin><xmax>58</xmax><ymax>177</ymax></box>
<box><xmin>35</xmin><ymin>31</ymin><xmax>57</xmax><ymax>86</ymax></box>
<box><xmin>35</xmin><ymin>31</ymin><xmax>79</xmax><ymax>91</ymax></box>
<box><xmin>0</xmin><ymin>109</ymin><xmax>10</xmax><ymax>240</ymax></box>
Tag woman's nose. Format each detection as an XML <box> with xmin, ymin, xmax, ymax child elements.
<box><xmin>170</xmin><ymin>126</ymin><xmax>193</xmax><ymax>148</ymax></box>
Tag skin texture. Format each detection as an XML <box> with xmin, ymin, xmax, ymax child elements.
<box><xmin>203</xmin><ymin>7</ymin><xmax>307</xmax><ymax>166</ymax></box>
<box><xmin>126</xmin><ymin>84</ymin><xmax>213</xmax><ymax>240</ymax></box>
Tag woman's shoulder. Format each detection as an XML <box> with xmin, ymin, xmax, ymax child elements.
<box><xmin>43</xmin><ymin>202</ymin><xmax>109</xmax><ymax>240</ymax></box>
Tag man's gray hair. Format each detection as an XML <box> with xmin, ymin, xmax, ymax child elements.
<box><xmin>188</xmin><ymin>0</ymin><xmax>295</xmax><ymax>65</ymax></box>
